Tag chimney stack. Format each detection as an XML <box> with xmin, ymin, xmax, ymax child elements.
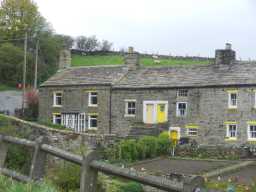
<box><xmin>124</xmin><ymin>47</ymin><xmax>140</xmax><ymax>70</ymax></box>
<box><xmin>59</xmin><ymin>50</ymin><xmax>71</xmax><ymax>70</ymax></box>
<box><xmin>215</xmin><ymin>43</ymin><xmax>236</xmax><ymax>65</ymax></box>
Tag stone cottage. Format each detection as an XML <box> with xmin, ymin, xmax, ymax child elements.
<box><xmin>39</xmin><ymin>45</ymin><xmax>256</xmax><ymax>145</ymax></box>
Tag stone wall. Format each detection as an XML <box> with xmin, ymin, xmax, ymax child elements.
<box><xmin>2</xmin><ymin>115</ymin><xmax>116</xmax><ymax>152</ymax></box>
<box><xmin>111</xmin><ymin>86</ymin><xmax>256</xmax><ymax>145</ymax></box>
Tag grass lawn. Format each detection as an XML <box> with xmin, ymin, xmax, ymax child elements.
<box><xmin>71</xmin><ymin>54</ymin><xmax>211</xmax><ymax>67</ymax></box>
<box><xmin>72</xmin><ymin>54</ymin><xmax>124</xmax><ymax>66</ymax></box>
<box><xmin>0</xmin><ymin>84</ymin><xmax>16</xmax><ymax>91</ymax></box>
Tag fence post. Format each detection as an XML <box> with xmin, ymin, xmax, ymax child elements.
<box><xmin>29</xmin><ymin>136</ymin><xmax>48</xmax><ymax>180</ymax></box>
<box><xmin>80</xmin><ymin>150</ymin><xmax>99</xmax><ymax>192</ymax></box>
<box><xmin>0</xmin><ymin>135</ymin><xmax>8</xmax><ymax>168</ymax></box>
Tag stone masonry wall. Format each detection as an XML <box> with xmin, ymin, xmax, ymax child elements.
<box><xmin>39</xmin><ymin>85</ymin><xmax>111</xmax><ymax>134</ymax></box>
<box><xmin>111</xmin><ymin>86</ymin><xmax>256</xmax><ymax>145</ymax></box>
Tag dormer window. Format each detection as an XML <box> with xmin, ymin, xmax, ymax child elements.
<box><xmin>88</xmin><ymin>92</ymin><xmax>98</xmax><ymax>107</ymax></box>
<box><xmin>177</xmin><ymin>89</ymin><xmax>188</xmax><ymax>97</ymax></box>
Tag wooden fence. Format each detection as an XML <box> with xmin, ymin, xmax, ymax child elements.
<box><xmin>0</xmin><ymin>134</ymin><xmax>204</xmax><ymax>192</ymax></box>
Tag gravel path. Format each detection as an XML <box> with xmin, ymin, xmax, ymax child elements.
<box><xmin>0</xmin><ymin>91</ymin><xmax>22</xmax><ymax>115</ymax></box>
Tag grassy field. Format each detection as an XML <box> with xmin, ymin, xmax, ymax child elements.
<box><xmin>0</xmin><ymin>84</ymin><xmax>16</xmax><ymax>91</ymax></box>
<box><xmin>71</xmin><ymin>54</ymin><xmax>211</xmax><ymax>67</ymax></box>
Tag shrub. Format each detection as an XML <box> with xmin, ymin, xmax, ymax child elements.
<box><xmin>5</xmin><ymin>145</ymin><xmax>32</xmax><ymax>174</ymax></box>
<box><xmin>137</xmin><ymin>136</ymin><xmax>158</xmax><ymax>159</ymax></box>
<box><xmin>24</xmin><ymin>89</ymin><xmax>39</xmax><ymax>121</ymax></box>
<box><xmin>157</xmin><ymin>132</ymin><xmax>171</xmax><ymax>155</ymax></box>
<box><xmin>48</xmin><ymin>161</ymin><xmax>81</xmax><ymax>191</ymax></box>
<box><xmin>119</xmin><ymin>139</ymin><xmax>138</xmax><ymax>162</ymax></box>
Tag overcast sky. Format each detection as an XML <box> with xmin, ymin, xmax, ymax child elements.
<box><xmin>35</xmin><ymin>0</ymin><xmax>256</xmax><ymax>59</ymax></box>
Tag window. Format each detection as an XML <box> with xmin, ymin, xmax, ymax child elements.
<box><xmin>53</xmin><ymin>114</ymin><xmax>61</xmax><ymax>125</ymax></box>
<box><xmin>176</xmin><ymin>102</ymin><xmax>187</xmax><ymax>117</ymax></box>
<box><xmin>53</xmin><ymin>92</ymin><xmax>62</xmax><ymax>107</ymax></box>
<box><xmin>177</xmin><ymin>89</ymin><xmax>188</xmax><ymax>97</ymax></box>
<box><xmin>125</xmin><ymin>100</ymin><xmax>136</xmax><ymax>116</ymax></box>
<box><xmin>228</xmin><ymin>92</ymin><xmax>237</xmax><ymax>109</ymax></box>
<box><xmin>248</xmin><ymin>125</ymin><xmax>256</xmax><ymax>140</ymax></box>
<box><xmin>143</xmin><ymin>101</ymin><xmax>168</xmax><ymax>124</ymax></box>
<box><xmin>88</xmin><ymin>115</ymin><xmax>98</xmax><ymax>129</ymax></box>
<box><xmin>226</xmin><ymin>124</ymin><xmax>237</xmax><ymax>138</ymax></box>
<box><xmin>187</xmin><ymin>128</ymin><xmax>198</xmax><ymax>136</ymax></box>
<box><xmin>88</xmin><ymin>92</ymin><xmax>98</xmax><ymax>107</ymax></box>
<box><xmin>61</xmin><ymin>113</ymin><xmax>86</xmax><ymax>132</ymax></box>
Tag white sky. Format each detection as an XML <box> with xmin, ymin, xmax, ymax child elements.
<box><xmin>34</xmin><ymin>0</ymin><xmax>256</xmax><ymax>59</ymax></box>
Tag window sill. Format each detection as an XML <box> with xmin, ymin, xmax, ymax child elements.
<box><xmin>225</xmin><ymin>137</ymin><xmax>237</xmax><ymax>141</ymax></box>
<box><xmin>124</xmin><ymin>114</ymin><xmax>136</xmax><ymax>118</ymax></box>
<box><xmin>53</xmin><ymin>105</ymin><xmax>62</xmax><ymax>108</ymax></box>
<box><xmin>187</xmin><ymin>135</ymin><xmax>198</xmax><ymax>137</ymax></box>
<box><xmin>248</xmin><ymin>138</ymin><xmax>256</xmax><ymax>142</ymax></box>
<box><xmin>88</xmin><ymin>105</ymin><xmax>98</xmax><ymax>107</ymax></box>
<box><xmin>88</xmin><ymin>127</ymin><xmax>98</xmax><ymax>131</ymax></box>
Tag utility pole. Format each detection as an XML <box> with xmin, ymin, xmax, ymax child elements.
<box><xmin>34</xmin><ymin>39</ymin><xmax>39</xmax><ymax>89</ymax></box>
<box><xmin>22</xmin><ymin>32</ymin><xmax>28</xmax><ymax>115</ymax></box>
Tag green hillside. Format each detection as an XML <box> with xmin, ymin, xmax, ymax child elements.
<box><xmin>71</xmin><ymin>54</ymin><xmax>211</xmax><ymax>67</ymax></box>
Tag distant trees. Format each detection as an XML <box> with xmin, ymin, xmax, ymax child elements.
<box><xmin>0</xmin><ymin>0</ymin><xmax>74</xmax><ymax>87</ymax></box>
<box><xmin>75</xmin><ymin>36</ymin><xmax>113</xmax><ymax>52</ymax></box>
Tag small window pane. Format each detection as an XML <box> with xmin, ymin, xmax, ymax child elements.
<box><xmin>90</xmin><ymin>115</ymin><xmax>98</xmax><ymax>128</ymax></box>
<box><xmin>126</xmin><ymin>101</ymin><xmax>136</xmax><ymax>115</ymax></box>
<box><xmin>188</xmin><ymin>128</ymin><xmax>198</xmax><ymax>136</ymax></box>
<box><xmin>250</xmin><ymin>125</ymin><xmax>256</xmax><ymax>138</ymax></box>
<box><xmin>177</xmin><ymin>90</ymin><xmax>188</xmax><ymax>97</ymax></box>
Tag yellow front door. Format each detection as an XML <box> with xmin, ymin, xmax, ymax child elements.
<box><xmin>146</xmin><ymin>104</ymin><xmax>154</xmax><ymax>124</ymax></box>
<box><xmin>157</xmin><ymin>104</ymin><xmax>167</xmax><ymax>123</ymax></box>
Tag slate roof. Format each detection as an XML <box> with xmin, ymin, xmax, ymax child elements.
<box><xmin>41</xmin><ymin>62</ymin><xmax>256</xmax><ymax>88</ymax></box>
<box><xmin>113</xmin><ymin>62</ymin><xmax>256</xmax><ymax>88</ymax></box>
<box><xmin>40</xmin><ymin>65</ymin><xmax>128</xmax><ymax>87</ymax></box>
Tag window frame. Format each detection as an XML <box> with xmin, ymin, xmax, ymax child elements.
<box><xmin>53</xmin><ymin>91</ymin><xmax>63</xmax><ymax>107</ymax></box>
<box><xmin>176</xmin><ymin>102</ymin><xmax>188</xmax><ymax>117</ymax></box>
<box><xmin>226</xmin><ymin>124</ymin><xmax>237</xmax><ymax>139</ymax></box>
<box><xmin>125</xmin><ymin>99</ymin><xmax>136</xmax><ymax>117</ymax></box>
<box><xmin>187</xmin><ymin>128</ymin><xmax>198</xmax><ymax>136</ymax></box>
<box><xmin>52</xmin><ymin>113</ymin><xmax>61</xmax><ymax>125</ymax></box>
<box><xmin>88</xmin><ymin>114</ymin><xmax>98</xmax><ymax>130</ymax></box>
<box><xmin>88</xmin><ymin>92</ymin><xmax>98</xmax><ymax>107</ymax></box>
<box><xmin>248</xmin><ymin>124</ymin><xmax>256</xmax><ymax>141</ymax></box>
<box><xmin>177</xmin><ymin>89</ymin><xmax>188</xmax><ymax>97</ymax></box>
<box><xmin>228</xmin><ymin>92</ymin><xmax>238</xmax><ymax>109</ymax></box>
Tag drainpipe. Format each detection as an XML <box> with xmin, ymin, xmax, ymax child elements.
<box><xmin>109</xmin><ymin>86</ymin><xmax>112</xmax><ymax>134</ymax></box>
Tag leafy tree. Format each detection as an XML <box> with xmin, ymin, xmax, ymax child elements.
<box><xmin>0</xmin><ymin>0</ymin><xmax>47</xmax><ymax>41</ymax></box>
<box><xmin>100</xmin><ymin>40</ymin><xmax>113</xmax><ymax>52</ymax></box>
<box><xmin>0</xmin><ymin>43</ymin><xmax>30</xmax><ymax>85</ymax></box>
<box><xmin>75</xmin><ymin>35</ymin><xmax>99</xmax><ymax>52</ymax></box>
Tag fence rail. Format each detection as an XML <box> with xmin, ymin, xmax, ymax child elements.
<box><xmin>0</xmin><ymin>134</ymin><xmax>204</xmax><ymax>192</ymax></box>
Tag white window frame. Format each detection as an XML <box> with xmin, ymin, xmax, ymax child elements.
<box><xmin>88</xmin><ymin>92</ymin><xmax>98</xmax><ymax>107</ymax></box>
<box><xmin>248</xmin><ymin>124</ymin><xmax>256</xmax><ymax>141</ymax></box>
<box><xmin>177</xmin><ymin>89</ymin><xmax>188</xmax><ymax>97</ymax></box>
<box><xmin>125</xmin><ymin>99</ymin><xmax>136</xmax><ymax>117</ymax></box>
<box><xmin>226</xmin><ymin>124</ymin><xmax>237</xmax><ymax>139</ymax></box>
<box><xmin>53</xmin><ymin>91</ymin><xmax>63</xmax><ymax>107</ymax></box>
<box><xmin>176</xmin><ymin>102</ymin><xmax>187</xmax><ymax>117</ymax></box>
<box><xmin>143</xmin><ymin>101</ymin><xmax>168</xmax><ymax>124</ymax></box>
<box><xmin>228</xmin><ymin>92</ymin><xmax>238</xmax><ymax>109</ymax></box>
<box><xmin>254</xmin><ymin>91</ymin><xmax>256</xmax><ymax>108</ymax></box>
<box><xmin>88</xmin><ymin>114</ymin><xmax>98</xmax><ymax>130</ymax></box>
<box><xmin>187</xmin><ymin>128</ymin><xmax>198</xmax><ymax>136</ymax></box>
<box><xmin>52</xmin><ymin>113</ymin><xmax>61</xmax><ymax>125</ymax></box>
